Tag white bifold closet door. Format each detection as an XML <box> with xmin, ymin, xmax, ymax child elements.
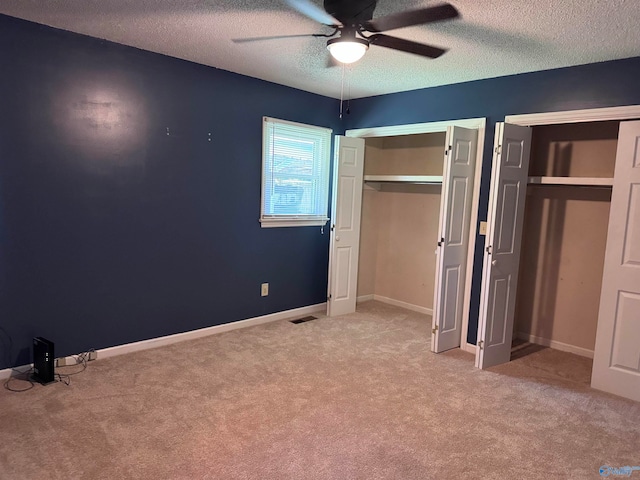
<box><xmin>431</xmin><ymin>126</ymin><xmax>478</xmax><ymax>352</ymax></box>
<box><xmin>476</xmin><ymin>123</ymin><xmax>532</xmax><ymax>369</ymax></box>
<box><xmin>591</xmin><ymin>120</ymin><xmax>640</xmax><ymax>403</ymax></box>
<box><xmin>327</xmin><ymin>136</ymin><xmax>365</xmax><ymax>317</ymax></box>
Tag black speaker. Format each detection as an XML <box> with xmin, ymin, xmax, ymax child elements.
<box><xmin>32</xmin><ymin>337</ymin><xmax>55</xmax><ymax>385</ymax></box>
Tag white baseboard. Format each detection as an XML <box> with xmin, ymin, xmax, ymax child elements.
<box><xmin>461</xmin><ymin>342</ymin><xmax>477</xmax><ymax>355</ymax></box>
<box><xmin>356</xmin><ymin>294</ymin><xmax>374</xmax><ymax>303</ymax></box>
<box><xmin>0</xmin><ymin>365</ymin><xmax>32</xmax><ymax>381</ymax></box>
<box><xmin>0</xmin><ymin>303</ymin><xmax>327</xmax><ymax>380</ymax></box>
<box><xmin>362</xmin><ymin>294</ymin><xmax>433</xmax><ymax>316</ymax></box>
<box><xmin>98</xmin><ymin>303</ymin><xmax>327</xmax><ymax>360</ymax></box>
<box><xmin>516</xmin><ymin>332</ymin><xmax>594</xmax><ymax>359</ymax></box>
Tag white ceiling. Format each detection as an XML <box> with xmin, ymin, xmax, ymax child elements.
<box><xmin>2</xmin><ymin>0</ymin><xmax>640</xmax><ymax>99</ymax></box>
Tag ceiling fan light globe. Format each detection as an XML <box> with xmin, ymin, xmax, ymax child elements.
<box><xmin>327</xmin><ymin>38</ymin><xmax>368</xmax><ymax>64</ymax></box>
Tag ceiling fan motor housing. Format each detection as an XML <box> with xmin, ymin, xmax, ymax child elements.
<box><xmin>326</xmin><ymin>32</ymin><xmax>370</xmax><ymax>49</ymax></box>
<box><xmin>323</xmin><ymin>0</ymin><xmax>376</xmax><ymax>24</ymax></box>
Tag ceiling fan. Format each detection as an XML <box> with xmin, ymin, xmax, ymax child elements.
<box><xmin>267</xmin><ymin>0</ymin><xmax>460</xmax><ymax>64</ymax></box>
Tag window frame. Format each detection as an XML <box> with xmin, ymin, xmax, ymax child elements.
<box><xmin>260</xmin><ymin>116</ymin><xmax>332</xmax><ymax>228</ymax></box>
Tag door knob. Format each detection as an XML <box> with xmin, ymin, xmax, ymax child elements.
<box><xmin>491</xmin><ymin>260</ymin><xmax>498</xmax><ymax>266</ymax></box>
<box><xmin>336</xmin><ymin>236</ymin><xmax>341</xmax><ymax>242</ymax></box>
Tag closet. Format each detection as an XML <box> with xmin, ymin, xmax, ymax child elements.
<box><xmin>514</xmin><ymin>121</ymin><xmax>618</xmax><ymax>360</ymax></box>
<box><xmin>477</xmin><ymin>112</ymin><xmax>640</xmax><ymax>403</ymax></box>
<box><xmin>357</xmin><ymin>133</ymin><xmax>446</xmax><ymax>314</ymax></box>
<box><xmin>327</xmin><ymin>122</ymin><xmax>480</xmax><ymax>353</ymax></box>
<box><xmin>477</xmin><ymin>120</ymin><xmax>619</xmax><ymax>369</ymax></box>
<box><xmin>328</xmin><ymin>119</ymin><xmax>484</xmax><ymax>352</ymax></box>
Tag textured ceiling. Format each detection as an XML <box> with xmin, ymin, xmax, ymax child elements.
<box><xmin>1</xmin><ymin>0</ymin><xmax>640</xmax><ymax>99</ymax></box>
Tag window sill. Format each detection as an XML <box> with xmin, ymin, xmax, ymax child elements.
<box><xmin>260</xmin><ymin>218</ymin><xmax>329</xmax><ymax>228</ymax></box>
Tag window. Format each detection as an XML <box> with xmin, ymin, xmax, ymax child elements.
<box><xmin>261</xmin><ymin>117</ymin><xmax>332</xmax><ymax>228</ymax></box>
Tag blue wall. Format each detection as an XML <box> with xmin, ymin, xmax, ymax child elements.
<box><xmin>0</xmin><ymin>15</ymin><xmax>342</xmax><ymax>370</ymax></box>
<box><xmin>345</xmin><ymin>57</ymin><xmax>640</xmax><ymax>344</ymax></box>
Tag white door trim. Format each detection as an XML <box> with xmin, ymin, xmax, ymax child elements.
<box><xmin>505</xmin><ymin>105</ymin><xmax>640</xmax><ymax>126</ymax></box>
<box><xmin>346</xmin><ymin>117</ymin><xmax>486</xmax><ymax>354</ymax></box>
<box><xmin>346</xmin><ymin>117</ymin><xmax>487</xmax><ymax>138</ymax></box>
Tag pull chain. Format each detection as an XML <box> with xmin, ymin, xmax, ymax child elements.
<box><xmin>346</xmin><ymin>64</ymin><xmax>351</xmax><ymax>115</ymax></box>
<box><xmin>340</xmin><ymin>62</ymin><xmax>345</xmax><ymax>119</ymax></box>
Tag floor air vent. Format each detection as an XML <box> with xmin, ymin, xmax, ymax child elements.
<box><xmin>290</xmin><ymin>316</ymin><xmax>317</xmax><ymax>324</ymax></box>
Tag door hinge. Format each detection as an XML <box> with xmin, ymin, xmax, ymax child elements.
<box><xmin>327</xmin><ymin>294</ymin><xmax>332</xmax><ymax>300</ymax></box>
<box><xmin>478</xmin><ymin>340</ymin><xmax>484</xmax><ymax>350</ymax></box>
<box><xmin>494</xmin><ymin>145</ymin><xmax>502</xmax><ymax>155</ymax></box>
<box><xmin>432</xmin><ymin>325</ymin><xmax>438</xmax><ymax>335</ymax></box>
<box><xmin>486</xmin><ymin>245</ymin><xmax>492</xmax><ymax>254</ymax></box>
<box><xmin>437</xmin><ymin>237</ymin><xmax>445</xmax><ymax>247</ymax></box>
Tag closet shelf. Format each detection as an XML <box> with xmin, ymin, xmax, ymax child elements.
<box><xmin>527</xmin><ymin>176</ymin><xmax>613</xmax><ymax>187</ymax></box>
<box><xmin>364</xmin><ymin>175</ymin><xmax>443</xmax><ymax>185</ymax></box>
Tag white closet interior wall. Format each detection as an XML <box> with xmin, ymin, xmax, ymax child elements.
<box><xmin>514</xmin><ymin>121</ymin><xmax>619</xmax><ymax>356</ymax></box>
<box><xmin>357</xmin><ymin>133</ymin><xmax>445</xmax><ymax>311</ymax></box>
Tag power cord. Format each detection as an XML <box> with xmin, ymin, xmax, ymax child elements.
<box><xmin>54</xmin><ymin>348</ymin><xmax>97</xmax><ymax>381</ymax></box>
<box><xmin>55</xmin><ymin>373</ymin><xmax>70</xmax><ymax>385</ymax></box>
<box><xmin>3</xmin><ymin>367</ymin><xmax>35</xmax><ymax>392</ymax></box>
<box><xmin>3</xmin><ymin>348</ymin><xmax>96</xmax><ymax>392</ymax></box>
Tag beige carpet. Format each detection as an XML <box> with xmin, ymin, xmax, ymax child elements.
<box><xmin>1</xmin><ymin>301</ymin><xmax>638</xmax><ymax>479</ymax></box>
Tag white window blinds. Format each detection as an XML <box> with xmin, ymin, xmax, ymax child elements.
<box><xmin>261</xmin><ymin>117</ymin><xmax>332</xmax><ymax>227</ymax></box>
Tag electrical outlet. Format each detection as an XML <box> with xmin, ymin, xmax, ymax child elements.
<box><xmin>479</xmin><ymin>221</ymin><xmax>487</xmax><ymax>235</ymax></box>
<box><xmin>261</xmin><ymin>282</ymin><xmax>269</xmax><ymax>297</ymax></box>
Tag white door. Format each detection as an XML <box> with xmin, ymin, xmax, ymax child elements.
<box><xmin>327</xmin><ymin>136</ymin><xmax>365</xmax><ymax>317</ymax></box>
<box><xmin>432</xmin><ymin>126</ymin><xmax>478</xmax><ymax>352</ymax></box>
<box><xmin>591</xmin><ymin>121</ymin><xmax>640</xmax><ymax>402</ymax></box>
<box><xmin>476</xmin><ymin>123</ymin><xmax>532</xmax><ymax>368</ymax></box>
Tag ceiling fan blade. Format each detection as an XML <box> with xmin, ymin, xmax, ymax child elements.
<box><xmin>365</xmin><ymin>3</ymin><xmax>459</xmax><ymax>33</ymax></box>
<box><xmin>232</xmin><ymin>33</ymin><xmax>322</xmax><ymax>44</ymax></box>
<box><xmin>283</xmin><ymin>0</ymin><xmax>342</xmax><ymax>27</ymax></box>
<box><xmin>369</xmin><ymin>34</ymin><xmax>447</xmax><ymax>58</ymax></box>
